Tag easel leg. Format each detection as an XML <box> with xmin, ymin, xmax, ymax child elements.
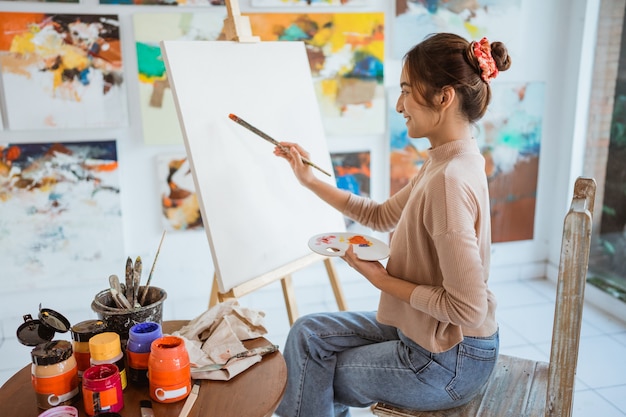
<box><xmin>209</xmin><ymin>273</ymin><xmax>220</xmax><ymax>308</ymax></box>
<box><xmin>324</xmin><ymin>258</ymin><xmax>347</xmax><ymax>311</ymax></box>
<box><xmin>281</xmin><ymin>275</ymin><xmax>299</xmax><ymax>326</ymax></box>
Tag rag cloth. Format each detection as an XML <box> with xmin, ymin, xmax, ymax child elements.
<box><xmin>171</xmin><ymin>299</ymin><xmax>268</xmax><ymax>380</ymax></box>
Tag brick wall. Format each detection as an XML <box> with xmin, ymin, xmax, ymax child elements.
<box><xmin>585</xmin><ymin>0</ymin><xmax>626</xmax><ymax>231</ymax></box>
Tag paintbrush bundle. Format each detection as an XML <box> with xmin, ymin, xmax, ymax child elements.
<box><xmin>104</xmin><ymin>231</ymin><xmax>167</xmax><ymax>312</ymax></box>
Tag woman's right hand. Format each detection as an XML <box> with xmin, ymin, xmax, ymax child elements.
<box><xmin>274</xmin><ymin>141</ymin><xmax>316</xmax><ymax>187</ymax></box>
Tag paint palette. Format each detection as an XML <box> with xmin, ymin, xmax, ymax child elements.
<box><xmin>307</xmin><ymin>232</ymin><xmax>390</xmax><ymax>261</ymax></box>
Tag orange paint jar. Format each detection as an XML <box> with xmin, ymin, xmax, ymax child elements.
<box><xmin>148</xmin><ymin>336</ymin><xmax>191</xmax><ymax>403</ymax></box>
<box><xmin>30</xmin><ymin>340</ymin><xmax>79</xmax><ymax>410</ymax></box>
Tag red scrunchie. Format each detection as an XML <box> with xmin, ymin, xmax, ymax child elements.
<box><xmin>473</xmin><ymin>37</ymin><xmax>498</xmax><ymax>83</ymax></box>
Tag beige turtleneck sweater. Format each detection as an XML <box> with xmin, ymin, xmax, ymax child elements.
<box><xmin>343</xmin><ymin>139</ymin><xmax>497</xmax><ymax>353</ymax></box>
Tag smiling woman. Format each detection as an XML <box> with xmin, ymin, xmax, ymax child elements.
<box><xmin>271</xmin><ymin>33</ymin><xmax>513</xmax><ymax>416</ymax></box>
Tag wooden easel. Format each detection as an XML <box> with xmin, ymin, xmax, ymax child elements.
<box><xmin>210</xmin><ymin>254</ymin><xmax>347</xmax><ymax>325</ymax></box>
<box><xmin>208</xmin><ymin>0</ymin><xmax>347</xmax><ymax>325</ymax></box>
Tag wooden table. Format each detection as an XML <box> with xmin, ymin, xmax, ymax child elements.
<box><xmin>0</xmin><ymin>320</ymin><xmax>287</xmax><ymax>417</ymax></box>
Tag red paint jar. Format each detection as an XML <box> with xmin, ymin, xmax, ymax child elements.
<box><xmin>82</xmin><ymin>363</ymin><xmax>124</xmax><ymax>416</ymax></box>
<box><xmin>148</xmin><ymin>336</ymin><xmax>191</xmax><ymax>403</ymax></box>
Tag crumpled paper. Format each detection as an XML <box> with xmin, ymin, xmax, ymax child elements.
<box><xmin>171</xmin><ymin>299</ymin><xmax>267</xmax><ymax>380</ymax></box>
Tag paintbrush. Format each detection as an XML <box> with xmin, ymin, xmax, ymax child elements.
<box><xmin>139</xmin><ymin>230</ymin><xmax>167</xmax><ymax>306</ymax></box>
<box><xmin>132</xmin><ymin>256</ymin><xmax>142</xmax><ymax>308</ymax></box>
<box><xmin>228</xmin><ymin>113</ymin><xmax>332</xmax><ymax>177</ymax></box>
<box><xmin>125</xmin><ymin>257</ymin><xmax>134</xmax><ymax>303</ymax></box>
<box><xmin>190</xmin><ymin>344</ymin><xmax>280</xmax><ymax>373</ymax></box>
<box><xmin>177</xmin><ymin>380</ymin><xmax>200</xmax><ymax>417</ymax></box>
<box><xmin>109</xmin><ymin>274</ymin><xmax>133</xmax><ymax>311</ymax></box>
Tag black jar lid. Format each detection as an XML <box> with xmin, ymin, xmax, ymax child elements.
<box><xmin>31</xmin><ymin>340</ymin><xmax>73</xmax><ymax>366</ymax></box>
<box><xmin>71</xmin><ymin>319</ymin><xmax>107</xmax><ymax>342</ymax></box>
<box><xmin>16</xmin><ymin>305</ymin><xmax>71</xmax><ymax>347</ymax></box>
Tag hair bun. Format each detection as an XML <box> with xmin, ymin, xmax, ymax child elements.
<box><xmin>489</xmin><ymin>41</ymin><xmax>512</xmax><ymax>72</ymax></box>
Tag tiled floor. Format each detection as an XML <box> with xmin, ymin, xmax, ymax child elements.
<box><xmin>2</xmin><ymin>260</ymin><xmax>626</xmax><ymax>416</ymax></box>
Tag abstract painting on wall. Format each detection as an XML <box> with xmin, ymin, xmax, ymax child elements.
<box><xmin>252</xmin><ymin>0</ymin><xmax>369</xmax><ymax>6</ymax></box>
<box><xmin>155</xmin><ymin>153</ymin><xmax>203</xmax><ymax>231</ymax></box>
<box><xmin>331</xmin><ymin>150</ymin><xmax>370</xmax><ymax>230</ymax></box>
<box><xmin>0</xmin><ymin>13</ymin><xmax>127</xmax><ymax>130</ymax></box>
<box><xmin>247</xmin><ymin>12</ymin><xmax>385</xmax><ymax>135</ymax></box>
<box><xmin>0</xmin><ymin>140</ymin><xmax>124</xmax><ymax>292</ymax></box>
<box><xmin>388</xmin><ymin>81</ymin><xmax>545</xmax><ymax>243</ymax></box>
<box><xmin>101</xmin><ymin>0</ymin><xmax>224</xmax><ymax>5</ymax></box>
<box><xmin>6</xmin><ymin>0</ymin><xmax>79</xmax><ymax>2</ymax></box>
<box><xmin>393</xmin><ymin>0</ymin><xmax>521</xmax><ymax>59</ymax></box>
<box><xmin>134</xmin><ymin>12</ymin><xmax>226</xmax><ymax>145</ymax></box>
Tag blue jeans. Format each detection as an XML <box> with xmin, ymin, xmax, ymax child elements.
<box><xmin>275</xmin><ymin>311</ymin><xmax>499</xmax><ymax>417</ymax></box>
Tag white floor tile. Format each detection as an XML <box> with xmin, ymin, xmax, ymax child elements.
<box><xmin>490</xmin><ymin>279</ymin><xmax>552</xmax><ymax>308</ymax></box>
<box><xmin>498</xmin><ymin>343</ymin><xmax>550</xmax><ymax>363</ymax></box>
<box><xmin>597</xmin><ymin>385</ymin><xmax>626</xmax><ymax>414</ymax></box>
<box><xmin>582</xmin><ymin>305</ymin><xmax>626</xmax><ymax>334</ymax></box>
<box><xmin>349</xmin><ymin>406</ymin><xmax>374</xmax><ymax>416</ymax></box>
<box><xmin>612</xmin><ymin>331</ymin><xmax>626</xmax><ymax>347</ymax></box>
<box><xmin>523</xmin><ymin>277</ymin><xmax>559</xmax><ymax>301</ymax></box>
<box><xmin>497</xmin><ymin>321</ymin><xmax>529</xmax><ymax>348</ymax></box>
<box><xmin>496</xmin><ymin>303</ymin><xmax>555</xmax><ymax>344</ymax></box>
<box><xmin>576</xmin><ymin>335</ymin><xmax>626</xmax><ymax>389</ymax></box>
<box><xmin>573</xmin><ymin>389</ymin><xmax>626</xmax><ymax>417</ymax></box>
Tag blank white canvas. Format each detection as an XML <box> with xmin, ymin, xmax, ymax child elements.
<box><xmin>161</xmin><ymin>41</ymin><xmax>346</xmax><ymax>293</ymax></box>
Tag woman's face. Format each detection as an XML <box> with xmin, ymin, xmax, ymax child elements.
<box><xmin>395</xmin><ymin>66</ymin><xmax>439</xmax><ymax>139</ymax></box>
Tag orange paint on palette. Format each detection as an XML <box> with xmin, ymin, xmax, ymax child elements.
<box><xmin>348</xmin><ymin>235</ymin><xmax>372</xmax><ymax>246</ymax></box>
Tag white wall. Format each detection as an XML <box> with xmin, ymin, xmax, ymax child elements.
<box><xmin>0</xmin><ymin>0</ymin><xmax>609</xmax><ymax>341</ymax></box>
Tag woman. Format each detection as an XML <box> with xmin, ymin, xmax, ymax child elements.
<box><xmin>273</xmin><ymin>33</ymin><xmax>512</xmax><ymax>417</ymax></box>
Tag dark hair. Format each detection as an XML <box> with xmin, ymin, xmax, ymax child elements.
<box><xmin>403</xmin><ymin>33</ymin><xmax>512</xmax><ymax>123</ymax></box>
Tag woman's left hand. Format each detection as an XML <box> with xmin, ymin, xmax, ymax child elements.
<box><xmin>341</xmin><ymin>245</ymin><xmax>388</xmax><ymax>288</ymax></box>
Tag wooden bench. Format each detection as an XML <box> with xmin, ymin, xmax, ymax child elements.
<box><xmin>372</xmin><ymin>177</ymin><xmax>596</xmax><ymax>417</ymax></box>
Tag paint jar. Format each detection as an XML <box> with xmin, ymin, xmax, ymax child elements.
<box><xmin>70</xmin><ymin>319</ymin><xmax>107</xmax><ymax>378</ymax></box>
<box><xmin>127</xmin><ymin>322</ymin><xmax>162</xmax><ymax>386</ymax></box>
<box><xmin>148</xmin><ymin>335</ymin><xmax>191</xmax><ymax>403</ymax></box>
<box><xmin>82</xmin><ymin>363</ymin><xmax>124</xmax><ymax>416</ymax></box>
<box><xmin>89</xmin><ymin>332</ymin><xmax>127</xmax><ymax>390</ymax></box>
<box><xmin>30</xmin><ymin>340</ymin><xmax>80</xmax><ymax>410</ymax></box>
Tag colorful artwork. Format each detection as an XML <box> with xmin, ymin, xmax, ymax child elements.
<box><xmin>331</xmin><ymin>150</ymin><xmax>370</xmax><ymax>197</ymax></box>
<box><xmin>393</xmin><ymin>0</ymin><xmax>521</xmax><ymax>59</ymax></box>
<box><xmin>0</xmin><ymin>13</ymin><xmax>127</xmax><ymax>130</ymax></box>
<box><xmin>252</xmin><ymin>0</ymin><xmax>368</xmax><ymax>6</ymax></box>
<box><xmin>155</xmin><ymin>153</ymin><xmax>203</xmax><ymax>231</ymax></box>
<box><xmin>6</xmin><ymin>0</ymin><xmax>79</xmax><ymax>2</ymax></box>
<box><xmin>0</xmin><ymin>140</ymin><xmax>124</xmax><ymax>292</ymax></box>
<box><xmin>388</xmin><ymin>81</ymin><xmax>545</xmax><ymax>243</ymax></box>
<box><xmin>134</xmin><ymin>12</ymin><xmax>226</xmax><ymax>145</ymax></box>
<box><xmin>101</xmin><ymin>0</ymin><xmax>224</xmax><ymax>5</ymax></box>
<box><xmin>331</xmin><ymin>150</ymin><xmax>370</xmax><ymax>229</ymax></box>
<box><xmin>247</xmin><ymin>13</ymin><xmax>385</xmax><ymax>135</ymax></box>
